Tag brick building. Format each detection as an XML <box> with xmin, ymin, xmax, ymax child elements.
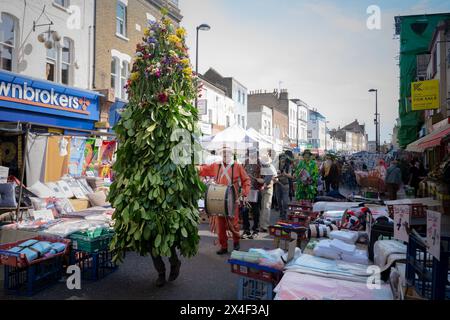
<box><xmin>93</xmin><ymin>0</ymin><xmax>182</xmax><ymax>128</ymax></box>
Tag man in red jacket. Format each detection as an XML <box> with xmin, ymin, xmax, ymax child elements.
<box><xmin>198</xmin><ymin>146</ymin><xmax>251</xmax><ymax>254</ymax></box>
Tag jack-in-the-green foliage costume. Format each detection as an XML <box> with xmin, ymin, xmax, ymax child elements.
<box><xmin>295</xmin><ymin>159</ymin><xmax>319</xmax><ymax>200</ymax></box>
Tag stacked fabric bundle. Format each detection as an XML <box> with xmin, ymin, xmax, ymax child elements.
<box><xmin>230</xmin><ymin>248</ymin><xmax>302</xmax><ymax>271</ymax></box>
<box><xmin>8</xmin><ymin>239</ymin><xmax>67</xmax><ymax>262</ymax></box>
<box><xmin>313</xmin><ymin>239</ymin><xmax>369</xmax><ymax>265</ymax></box>
<box><xmin>329</xmin><ymin>230</ymin><xmax>359</xmax><ymax>244</ymax></box>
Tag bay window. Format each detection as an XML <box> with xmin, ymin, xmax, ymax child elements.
<box><xmin>0</xmin><ymin>13</ymin><xmax>17</xmax><ymax>71</ymax></box>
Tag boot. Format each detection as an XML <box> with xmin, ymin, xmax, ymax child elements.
<box><xmin>155</xmin><ymin>273</ymin><xmax>166</xmax><ymax>287</ymax></box>
<box><xmin>233</xmin><ymin>243</ymin><xmax>240</xmax><ymax>251</ymax></box>
<box><xmin>216</xmin><ymin>248</ymin><xmax>228</xmax><ymax>255</ymax></box>
<box><xmin>168</xmin><ymin>261</ymin><xmax>181</xmax><ymax>282</ymax></box>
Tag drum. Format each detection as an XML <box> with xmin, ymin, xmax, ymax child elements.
<box><xmin>204</xmin><ymin>184</ymin><xmax>236</xmax><ymax>218</ymax></box>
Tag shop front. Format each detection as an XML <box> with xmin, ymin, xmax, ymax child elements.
<box><xmin>0</xmin><ymin>70</ymin><xmax>116</xmax><ymax>192</ymax></box>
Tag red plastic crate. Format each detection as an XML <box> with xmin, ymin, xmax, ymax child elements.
<box><xmin>229</xmin><ymin>260</ymin><xmax>283</xmax><ymax>284</ymax></box>
<box><xmin>0</xmin><ymin>236</ymin><xmax>71</xmax><ymax>268</ymax></box>
<box><xmin>269</xmin><ymin>224</ymin><xmax>308</xmax><ymax>241</ymax></box>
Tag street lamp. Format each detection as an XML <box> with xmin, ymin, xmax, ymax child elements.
<box><xmin>369</xmin><ymin>89</ymin><xmax>380</xmax><ymax>153</ymax></box>
<box><xmin>195</xmin><ymin>24</ymin><xmax>211</xmax><ymax>108</ymax></box>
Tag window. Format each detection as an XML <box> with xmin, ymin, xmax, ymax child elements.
<box><xmin>121</xmin><ymin>61</ymin><xmax>129</xmax><ymax>99</ymax></box>
<box><xmin>242</xmin><ymin>116</ymin><xmax>245</xmax><ymax>128</ymax></box>
<box><xmin>111</xmin><ymin>58</ymin><xmax>118</xmax><ymax>90</ymax></box>
<box><xmin>46</xmin><ymin>43</ymin><xmax>57</xmax><ymax>82</ymax></box>
<box><xmin>226</xmin><ymin>116</ymin><xmax>230</xmax><ymax>127</ymax></box>
<box><xmin>208</xmin><ymin>109</ymin><xmax>213</xmax><ymax>124</ymax></box>
<box><xmin>54</xmin><ymin>0</ymin><xmax>69</xmax><ymax>7</ymax></box>
<box><xmin>116</xmin><ymin>2</ymin><xmax>127</xmax><ymax>37</ymax></box>
<box><xmin>0</xmin><ymin>13</ymin><xmax>16</xmax><ymax>71</ymax></box>
<box><xmin>61</xmin><ymin>38</ymin><xmax>72</xmax><ymax>85</ymax></box>
<box><xmin>237</xmin><ymin>90</ymin><xmax>241</xmax><ymax>103</ymax></box>
<box><xmin>432</xmin><ymin>47</ymin><xmax>437</xmax><ymax>76</ymax></box>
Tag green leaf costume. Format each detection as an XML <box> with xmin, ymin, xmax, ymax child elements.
<box><xmin>295</xmin><ymin>160</ymin><xmax>319</xmax><ymax>200</ymax></box>
<box><xmin>108</xmin><ymin>13</ymin><xmax>205</xmax><ymax>263</ymax></box>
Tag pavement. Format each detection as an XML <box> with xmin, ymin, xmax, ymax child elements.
<box><xmin>0</xmin><ymin>223</ymin><xmax>277</xmax><ymax>300</ymax></box>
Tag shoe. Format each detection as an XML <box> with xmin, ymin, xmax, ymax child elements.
<box><xmin>216</xmin><ymin>248</ymin><xmax>228</xmax><ymax>255</ymax></box>
<box><xmin>155</xmin><ymin>274</ymin><xmax>166</xmax><ymax>287</ymax></box>
<box><xmin>168</xmin><ymin>261</ymin><xmax>181</xmax><ymax>282</ymax></box>
<box><xmin>260</xmin><ymin>228</ymin><xmax>268</xmax><ymax>233</ymax></box>
<box><xmin>252</xmin><ymin>231</ymin><xmax>259</xmax><ymax>239</ymax></box>
<box><xmin>241</xmin><ymin>231</ymin><xmax>251</xmax><ymax>239</ymax></box>
<box><xmin>233</xmin><ymin>243</ymin><xmax>240</xmax><ymax>251</ymax></box>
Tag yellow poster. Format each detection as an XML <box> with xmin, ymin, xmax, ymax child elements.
<box><xmin>411</xmin><ymin>79</ymin><xmax>439</xmax><ymax>111</ymax></box>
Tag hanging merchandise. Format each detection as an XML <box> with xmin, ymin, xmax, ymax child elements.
<box><xmin>68</xmin><ymin>137</ymin><xmax>87</xmax><ymax>177</ymax></box>
<box><xmin>82</xmin><ymin>138</ymin><xmax>99</xmax><ymax>176</ymax></box>
<box><xmin>98</xmin><ymin>140</ymin><xmax>116</xmax><ymax>180</ymax></box>
<box><xmin>59</xmin><ymin>137</ymin><xmax>68</xmax><ymax>157</ymax></box>
<box><xmin>45</xmin><ymin>136</ymin><xmax>70</xmax><ymax>182</ymax></box>
<box><xmin>26</xmin><ymin>133</ymin><xmax>48</xmax><ymax>186</ymax></box>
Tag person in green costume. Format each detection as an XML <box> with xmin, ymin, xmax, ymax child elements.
<box><xmin>295</xmin><ymin>149</ymin><xmax>319</xmax><ymax>201</ymax></box>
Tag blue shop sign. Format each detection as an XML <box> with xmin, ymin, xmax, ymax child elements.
<box><xmin>0</xmin><ymin>70</ymin><xmax>101</xmax><ymax>130</ymax></box>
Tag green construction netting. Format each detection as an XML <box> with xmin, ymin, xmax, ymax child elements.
<box><xmin>397</xmin><ymin>14</ymin><xmax>450</xmax><ymax>148</ymax></box>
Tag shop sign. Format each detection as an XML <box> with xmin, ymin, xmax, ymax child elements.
<box><xmin>411</xmin><ymin>79</ymin><xmax>439</xmax><ymax>111</ymax></box>
<box><xmin>0</xmin><ymin>71</ymin><xmax>100</xmax><ymax>123</ymax></box>
<box><xmin>200</xmin><ymin>122</ymin><xmax>212</xmax><ymax>135</ymax></box>
<box><xmin>0</xmin><ymin>80</ymin><xmax>92</xmax><ymax>115</ymax></box>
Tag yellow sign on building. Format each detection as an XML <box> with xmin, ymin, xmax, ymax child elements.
<box><xmin>411</xmin><ymin>79</ymin><xmax>440</xmax><ymax>111</ymax></box>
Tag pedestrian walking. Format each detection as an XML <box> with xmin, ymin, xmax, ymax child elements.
<box><xmin>277</xmin><ymin>151</ymin><xmax>295</xmax><ymax>220</ymax></box>
<box><xmin>295</xmin><ymin>149</ymin><xmax>319</xmax><ymax>201</ymax></box>
<box><xmin>242</xmin><ymin>148</ymin><xmax>263</xmax><ymax>239</ymax></box>
<box><xmin>259</xmin><ymin>153</ymin><xmax>277</xmax><ymax>233</ymax></box>
<box><xmin>385</xmin><ymin>159</ymin><xmax>402</xmax><ymax>200</ymax></box>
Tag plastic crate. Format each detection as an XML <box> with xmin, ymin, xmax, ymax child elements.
<box><xmin>70</xmin><ymin>249</ymin><xmax>118</xmax><ymax>281</ymax></box>
<box><xmin>237</xmin><ymin>276</ymin><xmax>274</xmax><ymax>300</ymax></box>
<box><xmin>3</xmin><ymin>255</ymin><xmax>64</xmax><ymax>296</ymax></box>
<box><xmin>228</xmin><ymin>259</ymin><xmax>283</xmax><ymax>284</ymax></box>
<box><xmin>0</xmin><ymin>236</ymin><xmax>71</xmax><ymax>268</ymax></box>
<box><xmin>269</xmin><ymin>223</ymin><xmax>308</xmax><ymax>241</ymax></box>
<box><xmin>406</xmin><ymin>233</ymin><xmax>450</xmax><ymax>300</ymax></box>
<box><xmin>69</xmin><ymin>230</ymin><xmax>114</xmax><ymax>254</ymax></box>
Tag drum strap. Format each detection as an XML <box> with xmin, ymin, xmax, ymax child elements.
<box><xmin>217</xmin><ymin>163</ymin><xmax>235</xmax><ymax>187</ymax></box>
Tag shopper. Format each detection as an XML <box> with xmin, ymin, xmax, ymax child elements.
<box><xmin>259</xmin><ymin>153</ymin><xmax>277</xmax><ymax>233</ymax></box>
<box><xmin>408</xmin><ymin>160</ymin><xmax>421</xmax><ymax>197</ymax></box>
<box><xmin>295</xmin><ymin>149</ymin><xmax>319</xmax><ymax>201</ymax></box>
<box><xmin>385</xmin><ymin>160</ymin><xmax>402</xmax><ymax>200</ymax></box>
<box><xmin>278</xmin><ymin>151</ymin><xmax>295</xmax><ymax>220</ymax></box>
<box><xmin>242</xmin><ymin>148</ymin><xmax>263</xmax><ymax>239</ymax></box>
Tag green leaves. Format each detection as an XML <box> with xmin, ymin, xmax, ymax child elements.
<box><xmin>109</xmin><ymin>14</ymin><xmax>204</xmax><ymax>263</ymax></box>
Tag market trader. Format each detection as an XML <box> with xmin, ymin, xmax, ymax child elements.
<box><xmin>198</xmin><ymin>146</ymin><xmax>251</xmax><ymax>255</ymax></box>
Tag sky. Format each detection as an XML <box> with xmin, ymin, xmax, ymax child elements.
<box><xmin>178</xmin><ymin>0</ymin><xmax>450</xmax><ymax>143</ymax></box>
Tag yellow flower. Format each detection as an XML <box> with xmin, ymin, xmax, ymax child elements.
<box><xmin>183</xmin><ymin>67</ymin><xmax>192</xmax><ymax>76</ymax></box>
<box><xmin>176</xmin><ymin>28</ymin><xmax>186</xmax><ymax>38</ymax></box>
<box><xmin>143</xmin><ymin>28</ymin><xmax>150</xmax><ymax>36</ymax></box>
<box><xmin>168</xmin><ymin>34</ymin><xmax>181</xmax><ymax>45</ymax></box>
<box><xmin>180</xmin><ymin>58</ymin><xmax>190</xmax><ymax>66</ymax></box>
<box><xmin>130</xmin><ymin>72</ymin><xmax>140</xmax><ymax>81</ymax></box>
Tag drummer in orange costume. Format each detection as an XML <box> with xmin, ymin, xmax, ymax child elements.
<box><xmin>198</xmin><ymin>146</ymin><xmax>251</xmax><ymax>255</ymax></box>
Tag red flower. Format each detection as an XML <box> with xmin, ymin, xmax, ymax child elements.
<box><xmin>158</xmin><ymin>92</ymin><xmax>169</xmax><ymax>104</ymax></box>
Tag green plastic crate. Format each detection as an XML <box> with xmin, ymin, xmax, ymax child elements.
<box><xmin>69</xmin><ymin>230</ymin><xmax>114</xmax><ymax>253</ymax></box>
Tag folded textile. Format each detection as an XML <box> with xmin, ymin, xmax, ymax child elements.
<box><xmin>342</xmin><ymin>250</ymin><xmax>369</xmax><ymax>265</ymax></box>
<box><xmin>330</xmin><ymin>239</ymin><xmax>356</xmax><ymax>254</ymax></box>
<box><xmin>18</xmin><ymin>239</ymin><xmax>39</xmax><ymax>247</ymax></box>
<box><xmin>49</xmin><ymin>242</ymin><xmax>66</xmax><ymax>254</ymax></box>
<box><xmin>274</xmin><ymin>272</ymin><xmax>393</xmax><ymax>300</ymax></box>
<box><xmin>374</xmin><ymin>240</ymin><xmax>407</xmax><ymax>271</ymax></box>
<box><xmin>9</xmin><ymin>247</ymin><xmax>39</xmax><ymax>262</ymax></box>
<box><xmin>230</xmin><ymin>251</ymin><xmax>263</xmax><ymax>264</ymax></box>
<box><xmin>42</xmin><ymin>219</ymin><xmax>110</xmax><ymax>237</ymax></box>
<box><xmin>30</xmin><ymin>241</ymin><xmax>52</xmax><ymax>255</ymax></box>
<box><xmin>329</xmin><ymin>230</ymin><xmax>359</xmax><ymax>244</ymax></box>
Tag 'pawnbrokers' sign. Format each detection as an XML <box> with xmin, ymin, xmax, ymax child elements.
<box><xmin>411</xmin><ymin>79</ymin><xmax>439</xmax><ymax>111</ymax></box>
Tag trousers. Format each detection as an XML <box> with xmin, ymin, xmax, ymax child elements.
<box><xmin>260</xmin><ymin>186</ymin><xmax>274</xmax><ymax>230</ymax></box>
<box><xmin>242</xmin><ymin>191</ymin><xmax>261</xmax><ymax>232</ymax></box>
<box><xmin>151</xmin><ymin>246</ymin><xmax>180</xmax><ymax>275</ymax></box>
<box><xmin>278</xmin><ymin>184</ymin><xmax>290</xmax><ymax>219</ymax></box>
<box><xmin>217</xmin><ymin>207</ymin><xmax>240</xmax><ymax>249</ymax></box>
